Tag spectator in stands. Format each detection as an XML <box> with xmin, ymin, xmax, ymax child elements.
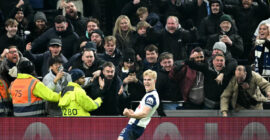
<box><xmin>0</xmin><ymin>19</ymin><xmax>24</xmax><ymax>53</ymax></box>
<box><xmin>89</xmin><ymin>29</ymin><xmax>105</xmax><ymax>54</ymax></box>
<box><xmin>64</xmin><ymin>1</ymin><xmax>87</xmax><ymax>37</ymax></box>
<box><xmin>10</xmin><ymin>60</ymin><xmax>60</xmax><ymax>116</ymax></box>
<box><xmin>89</xmin><ymin>62</ymin><xmax>124</xmax><ymax>115</ymax></box>
<box><xmin>159</xmin><ymin>16</ymin><xmax>197</xmax><ymax>60</ymax></box>
<box><xmin>43</xmin><ymin>56</ymin><xmax>72</xmax><ymax>116</ymax></box>
<box><xmin>118</xmin><ymin>69</ymin><xmax>159</xmax><ymax>140</ymax></box>
<box><xmin>156</xmin><ymin>52</ymin><xmax>181</xmax><ymax>110</ymax></box>
<box><xmin>113</xmin><ymin>15</ymin><xmax>136</xmax><ymax>53</ymax></box>
<box><xmin>0</xmin><ymin>78</ymin><xmax>12</xmax><ymax>116</ymax></box>
<box><xmin>0</xmin><ymin>45</ymin><xmax>29</xmax><ymax>86</ymax></box>
<box><xmin>187</xmin><ymin>52</ymin><xmax>235</xmax><ymax>109</ymax></box>
<box><xmin>224</xmin><ymin>0</ymin><xmax>269</xmax><ymax>63</ymax></box>
<box><xmin>131</xmin><ymin>21</ymin><xmax>159</xmax><ymax>61</ymax></box>
<box><xmin>142</xmin><ymin>44</ymin><xmax>159</xmax><ymax>72</ymax></box>
<box><xmin>57</xmin><ymin>0</ymin><xmax>84</xmax><ymax>16</ymax></box>
<box><xmin>0</xmin><ymin>0</ymin><xmax>34</xmax><ymax>23</ymax></box>
<box><xmin>199</xmin><ymin>0</ymin><xmax>224</xmax><ymax>46</ymax></box>
<box><xmin>78</xmin><ymin>18</ymin><xmax>100</xmax><ymax>51</ymax></box>
<box><xmin>254</xmin><ymin>23</ymin><xmax>270</xmax><ymax>76</ymax></box>
<box><xmin>58</xmin><ymin>68</ymin><xmax>103</xmax><ymax>117</ymax></box>
<box><xmin>11</xmin><ymin>7</ymin><xmax>29</xmax><ymax>42</ymax></box>
<box><xmin>169</xmin><ymin>47</ymin><xmax>205</xmax><ymax>109</ymax></box>
<box><xmin>206</xmin><ymin>14</ymin><xmax>243</xmax><ymax>59</ymax></box>
<box><xmin>117</xmin><ymin>48</ymin><xmax>145</xmax><ymax>110</ymax></box>
<box><xmin>30</xmin><ymin>15</ymin><xmax>79</xmax><ymax>59</ymax></box>
<box><xmin>26</xmin><ymin>11</ymin><xmax>49</xmax><ymax>47</ymax></box>
<box><xmin>25</xmin><ymin>38</ymin><xmax>68</xmax><ymax>77</ymax></box>
<box><xmin>136</xmin><ymin>7</ymin><xmax>163</xmax><ymax>32</ymax></box>
<box><xmin>121</xmin><ymin>0</ymin><xmax>150</xmax><ymax>26</ymax></box>
<box><xmin>254</xmin><ymin>18</ymin><xmax>270</xmax><ymax>37</ymax></box>
<box><xmin>98</xmin><ymin>36</ymin><xmax>122</xmax><ymax>68</ymax></box>
<box><xmin>221</xmin><ymin>65</ymin><xmax>270</xmax><ymax>117</ymax></box>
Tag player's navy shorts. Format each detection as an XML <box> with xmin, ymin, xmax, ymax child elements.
<box><xmin>118</xmin><ymin>124</ymin><xmax>145</xmax><ymax>140</ymax></box>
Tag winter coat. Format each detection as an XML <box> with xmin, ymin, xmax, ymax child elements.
<box><xmin>221</xmin><ymin>71</ymin><xmax>269</xmax><ymax>112</ymax></box>
<box><xmin>31</xmin><ymin>23</ymin><xmax>79</xmax><ymax>59</ymax></box>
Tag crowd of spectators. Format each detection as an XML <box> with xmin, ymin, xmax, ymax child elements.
<box><xmin>0</xmin><ymin>0</ymin><xmax>270</xmax><ymax>117</ymax></box>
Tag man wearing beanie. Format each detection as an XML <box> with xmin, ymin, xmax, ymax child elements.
<box><xmin>58</xmin><ymin>68</ymin><xmax>103</xmax><ymax>116</ymax></box>
<box><xmin>206</xmin><ymin>14</ymin><xmax>243</xmax><ymax>59</ymax></box>
<box><xmin>27</xmin><ymin>11</ymin><xmax>49</xmax><ymax>45</ymax></box>
<box><xmin>9</xmin><ymin>60</ymin><xmax>61</xmax><ymax>116</ymax></box>
<box><xmin>223</xmin><ymin>0</ymin><xmax>268</xmax><ymax>62</ymax></box>
<box><xmin>90</xmin><ymin>29</ymin><xmax>105</xmax><ymax>53</ymax></box>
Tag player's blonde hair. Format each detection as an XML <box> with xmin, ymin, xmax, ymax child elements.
<box><xmin>143</xmin><ymin>70</ymin><xmax>157</xmax><ymax>80</ymax></box>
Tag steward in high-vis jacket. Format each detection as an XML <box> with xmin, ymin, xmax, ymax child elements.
<box><xmin>0</xmin><ymin>79</ymin><xmax>12</xmax><ymax>116</ymax></box>
<box><xmin>58</xmin><ymin>69</ymin><xmax>102</xmax><ymax>117</ymax></box>
<box><xmin>9</xmin><ymin>61</ymin><xmax>60</xmax><ymax>117</ymax></box>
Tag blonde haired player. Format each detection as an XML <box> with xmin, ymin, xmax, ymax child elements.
<box><xmin>118</xmin><ymin>70</ymin><xmax>160</xmax><ymax>140</ymax></box>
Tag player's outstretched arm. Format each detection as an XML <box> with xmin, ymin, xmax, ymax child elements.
<box><xmin>123</xmin><ymin>107</ymin><xmax>151</xmax><ymax>119</ymax></box>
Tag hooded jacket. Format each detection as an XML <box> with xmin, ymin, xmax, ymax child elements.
<box><xmin>58</xmin><ymin>82</ymin><xmax>102</xmax><ymax>117</ymax></box>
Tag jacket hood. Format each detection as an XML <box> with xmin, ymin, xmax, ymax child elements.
<box><xmin>209</xmin><ymin>0</ymin><xmax>224</xmax><ymax>16</ymax></box>
<box><xmin>58</xmin><ymin>82</ymin><xmax>79</xmax><ymax>107</ymax></box>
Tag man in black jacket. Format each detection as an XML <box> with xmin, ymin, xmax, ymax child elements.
<box><xmin>30</xmin><ymin>15</ymin><xmax>79</xmax><ymax>59</ymax></box>
<box><xmin>65</xmin><ymin>1</ymin><xmax>88</xmax><ymax>37</ymax></box>
<box><xmin>89</xmin><ymin>62</ymin><xmax>124</xmax><ymax>115</ymax></box>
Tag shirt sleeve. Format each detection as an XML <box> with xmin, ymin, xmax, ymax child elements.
<box><xmin>33</xmin><ymin>81</ymin><xmax>60</xmax><ymax>102</ymax></box>
<box><xmin>144</xmin><ymin>95</ymin><xmax>157</xmax><ymax>108</ymax></box>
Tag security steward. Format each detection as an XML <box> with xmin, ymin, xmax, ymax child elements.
<box><xmin>9</xmin><ymin>61</ymin><xmax>60</xmax><ymax>117</ymax></box>
<box><xmin>58</xmin><ymin>68</ymin><xmax>103</xmax><ymax>117</ymax></box>
<box><xmin>0</xmin><ymin>79</ymin><xmax>12</xmax><ymax>116</ymax></box>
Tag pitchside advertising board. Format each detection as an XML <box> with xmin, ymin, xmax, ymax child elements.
<box><xmin>1</xmin><ymin>117</ymin><xmax>270</xmax><ymax>140</ymax></box>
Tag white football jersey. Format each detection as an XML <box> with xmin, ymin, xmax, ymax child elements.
<box><xmin>128</xmin><ymin>90</ymin><xmax>160</xmax><ymax>128</ymax></box>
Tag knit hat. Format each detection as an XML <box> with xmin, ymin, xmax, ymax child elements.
<box><xmin>123</xmin><ymin>48</ymin><xmax>135</xmax><ymax>63</ymax></box>
<box><xmin>49</xmin><ymin>38</ymin><xmax>62</xmax><ymax>46</ymax></box>
<box><xmin>69</xmin><ymin>69</ymin><xmax>85</xmax><ymax>82</ymax></box>
<box><xmin>213</xmin><ymin>42</ymin><xmax>226</xmax><ymax>53</ymax></box>
<box><xmin>90</xmin><ymin>29</ymin><xmax>104</xmax><ymax>39</ymax></box>
<box><xmin>84</xmin><ymin>41</ymin><xmax>97</xmax><ymax>52</ymax></box>
<box><xmin>220</xmin><ymin>14</ymin><xmax>233</xmax><ymax>24</ymax></box>
<box><xmin>34</xmin><ymin>11</ymin><xmax>47</xmax><ymax>23</ymax></box>
<box><xmin>18</xmin><ymin>60</ymin><xmax>35</xmax><ymax>74</ymax></box>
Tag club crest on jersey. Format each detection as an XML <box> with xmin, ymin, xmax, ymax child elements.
<box><xmin>146</xmin><ymin>97</ymin><xmax>154</xmax><ymax>105</ymax></box>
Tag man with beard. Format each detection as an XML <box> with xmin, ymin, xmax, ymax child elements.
<box><xmin>97</xmin><ymin>36</ymin><xmax>122</xmax><ymax>68</ymax></box>
<box><xmin>30</xmin><ymin>15</ymin><xmax>79</xmax><ymax>59</ymax></box>
<box><xmin>58</xmin><ymin>68</ymin><xmax>103</xmax><ymax>117</ymax></box>
<box><xmin>26</xmin><ymin>11</ymin><xmax>48</xmax><ymax>49</ymax></box>
<box><xmin>64</xmin><ymin>1</ymin><xmax>88</xmax><ymax>37</ymax></box>
<box><xmin>221</xmin><ymin>65</ymin><xmax>270</xmax><ymax>117</ymax></box>
<box><xmin>89</xmin><ymin>62</ymin><xmax>124</xmax><ymax>115</ymax></box>
<box><xmin>199</xmin><ymin>0</ymin><xmax>225</xmax><ymax>46</ymax></box>
<box><xmin>0</xmin><ymin>45</ymin><xmax>29</xmax><ymax>86</ymax></box>
<box><xmin>24</xmin><ymin>38</ymin><xmax>68</xmax><ymax>77</ymax></box>
<box><xmin>187</xmin><ymin>51</ymin><xmax>235</xmax><ymax>109</ymax></box>
<box><xmin>0</xmin><ymin>19</ymin><xmax>24</xmax><ymax>53</ymax></box>
<box><xmin>169</xmin><ymin>47</ymin><xmax>205</xmax><ymax>109</ymax></box>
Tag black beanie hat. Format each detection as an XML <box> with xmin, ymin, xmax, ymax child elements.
<box><xmin>69</xmin><ymin>68</ymin><xmax>85</xmax><ymax>82</ymax></box>
<box><xmin>18</xmin><ymin>60</ymin><xmax>35</xmax><ymax>74</ymax></box>
<box><xmin>90</xmin><ymin>29</ymin><xmax>105</xmax><ymax>39</ymax></box>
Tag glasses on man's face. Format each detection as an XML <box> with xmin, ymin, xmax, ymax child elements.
<box><xmin>9</xmin><ymin>50</ymin><xmax>18</xmax><ymax>54</ymax></box>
